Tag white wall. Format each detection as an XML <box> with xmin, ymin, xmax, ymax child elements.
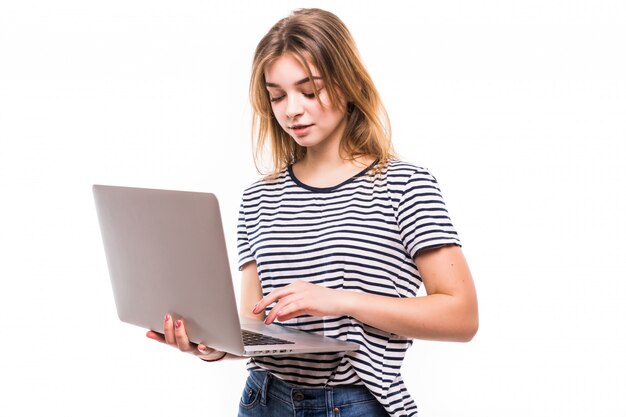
<box><xmin>1</xmin><ymin>1</ymin><xmax>624</xmax><ymax>416</ymax></box>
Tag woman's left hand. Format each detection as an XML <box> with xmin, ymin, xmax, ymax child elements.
<box><xmin>252</xmin><ymin>281</ymin><xmax>346</xmax><ymax>324</ymax></box>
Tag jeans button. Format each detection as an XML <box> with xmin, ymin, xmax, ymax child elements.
<box><xmin>293</xmin><ymin>391</ymin><xmax>305</xmax><ymax>401</ymax></box>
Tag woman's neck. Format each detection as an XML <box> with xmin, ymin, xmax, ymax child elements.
<box><xmin>292</xmin><ymin>152</ymin><xmax>375</xmax><ymax>189</ymax></box>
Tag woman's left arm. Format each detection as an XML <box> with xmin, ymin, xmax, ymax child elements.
<box><xmin>254</xmin><ymin>245</ymin><xmax>478</xmax><ymax>342</ymax></box>
<box><xmin>347</xmin><ymin>245</ymin><xmax>478</xmax><ymax>342</ymax></box>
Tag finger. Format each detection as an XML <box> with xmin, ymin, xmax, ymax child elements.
<box><xmin>274</xmin><ymin>300</ymin><xmax>305</xmax><ymax>322</ymax></box>
<box><xmin>252</xmin><ymin>287</ymin><xmax>291</xmax><ymax>315</ymax></box>
<box><xmin>262</xmin><ymin>297</ymin><xmax>284</xmax><ymax>325</ymax></box>
<box><xmin>174</xmin><ymin>319</ymin><xmax>195</xmax><ymax>352</ymax></box>
<box><xmin>146</xmin><ymin>330</ymin><xmax>166</xmax><ymax>343</ymax></box>
<box><xmin>275</xmin><ymin>299</ymin><xmax>309</xmax><ymax>324</ymax></box>
<box><xmin>263</xmin><ymin>294</ymin><xmax>298</xmax><ymax>325</ymax></box>
<box><xmin>197</xmin><ymin>344</ymin><xmax>216</xmax><ymax>355</ymax></box>
<box><xmin>252</xmin><ymin>295</ymin><xmax>275</xmax><ymax>315</ymax></box>
<box><xmin>163</xmin><ymin>313</ymin><xmax>176</xmax><ymax>345</ymax></box>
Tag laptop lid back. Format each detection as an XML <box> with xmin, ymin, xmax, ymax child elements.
<box><xmin>93</xmin><ymin>185</ymin><xmax>245</xmax><ymax>355</ymax></box>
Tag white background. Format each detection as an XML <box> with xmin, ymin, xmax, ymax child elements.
<box><xmin>1</xmin><ymin>1</ymin><xmax>625</xmax><ymax>416</ymax></box>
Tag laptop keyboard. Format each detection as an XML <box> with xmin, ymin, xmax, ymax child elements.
<box><xmin>241</xmin><ymin>329</ymin><xmax>295</xmax><ymax>346</ymax></box>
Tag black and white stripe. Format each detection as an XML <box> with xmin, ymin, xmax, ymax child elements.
<box><xmin>237</xmin><ymin>159</ymin><xmax>460</xmax><ymax>417</ymax></box>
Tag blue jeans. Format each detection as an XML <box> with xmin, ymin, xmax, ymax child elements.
<box><xmin>238</xmin><ymin>370</ymin><xmax>389</xmax><ymax>417</ymax></box>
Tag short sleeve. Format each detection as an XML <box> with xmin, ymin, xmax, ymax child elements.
<box><xmin>396</xmin><ymin>169</ymin><xmax>461</xmax><ymax>258</ymax></box>
<box><xmin>236</xmin><ymin>201</ymin><xmax>254</xmax><ymax>270</ymax></box>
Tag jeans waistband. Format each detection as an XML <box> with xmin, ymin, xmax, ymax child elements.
<box><xmin>247</xmin><ymin>370</ymin><xmax>375</xmax><ymax>409</ymax></box>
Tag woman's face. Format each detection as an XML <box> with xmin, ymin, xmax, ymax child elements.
<box><xmin>264</xmin><ymin>54</ymin><xmax>347</xmax><ymax>152</ymax></box>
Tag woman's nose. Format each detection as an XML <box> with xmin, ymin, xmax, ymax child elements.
<box><xmin>285</xmin><ymin>95</ymin><xmax>303</xmax><ymax>119</ymax></box>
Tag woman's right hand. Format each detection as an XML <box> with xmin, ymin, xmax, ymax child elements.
<box><xmin>146</xmin><ymin>313</ymin><xmax>227</xmax><ymax>362</ymax></box>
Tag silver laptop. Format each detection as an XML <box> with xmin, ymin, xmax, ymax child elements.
<box><xmin>93</xmin><ymin>184</ymin><xmax>358</xmax><ymax>356</ymax></box>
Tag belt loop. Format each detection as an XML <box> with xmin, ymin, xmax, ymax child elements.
<box><xmin>260</xmin><ymin>371</ymin><xmax>271</xmax><ymax>406</ymax></box>
<box><xmin>326</xmin><ymin>386</ymin><xmax>334</xmax><ymax>416</ymax></box>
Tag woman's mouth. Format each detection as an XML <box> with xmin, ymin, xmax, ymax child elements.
<box><xmin>289</xmin><ymin>124</ymin><xmax>313</xmax><ymax>136</ymax></box>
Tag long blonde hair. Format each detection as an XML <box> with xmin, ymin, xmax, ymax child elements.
<box><xmin>250</xmin><ymin>8</ymin><xmax>394</xmax><ymax>177</ymax></box>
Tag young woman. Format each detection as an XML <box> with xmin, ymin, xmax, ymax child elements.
<box><xmin>147</xmin><ymin>8</ymin><xmax>478</xmax><ymax>417</ymax></box>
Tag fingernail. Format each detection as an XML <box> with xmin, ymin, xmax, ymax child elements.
<box><xmin>198</xmin><ymin>345</ymin><xmax>208</xmax><ymax>353</ymax></box>
<box><xmin>165</xmin><ymin>313</ymin><xmax>170</xmax><ymax>322</ymax></box>
<box><xmin>252</xmin><ymin>302</ymin><xmax>259</xmax><ymax>313</ymax></box>
<box><xmin>175</xmin><ymin>320</ymin><xmax>182</xmax><ymax>329</ymax></box>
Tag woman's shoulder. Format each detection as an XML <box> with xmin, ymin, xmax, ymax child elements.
<box><xmin>240</xmin><ymin>168</ymin><xmax>291</xmax><ymax>198</ymax></box>
<box><xmin>383</xmin><ymin>158</ymin><xmax>434</xmax><ymax>179</ymax></box>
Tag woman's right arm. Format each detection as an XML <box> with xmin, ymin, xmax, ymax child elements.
<box><xmin>239</xmin><ymin>260</ymin><xmax>265</xmax><ymax>320</ymax></box>
<box><xmin>145</xmin><ymin>260</ymin><xmax>264</xmax><ymax>361</ymax></box>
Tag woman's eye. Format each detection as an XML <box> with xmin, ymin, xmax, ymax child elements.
<box><xmin>270</xmin><ymin>95</ymin><xmax>285</xmax><ymax>102</ymax></box>
<box><xmin>303</xmin><ymin>86</ymin><xmax>323</xmax><ymax>99</ymax></box>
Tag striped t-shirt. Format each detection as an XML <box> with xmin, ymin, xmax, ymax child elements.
<box><xmin>236</xmin><ymin>159</ymin><xmax>460</xmax><ymax>417</ymax></box>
